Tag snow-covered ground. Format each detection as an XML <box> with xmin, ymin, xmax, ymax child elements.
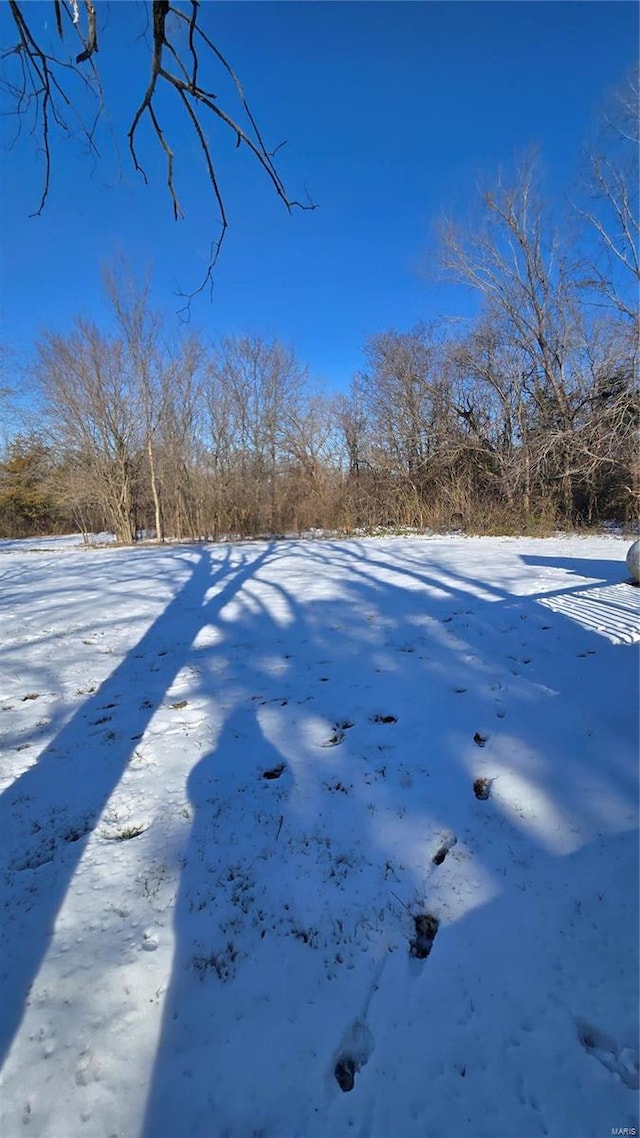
<box><xmin>0</xmin><ymin>533</ymin><xmax>638</xmax><ymax>1138</ymax></box>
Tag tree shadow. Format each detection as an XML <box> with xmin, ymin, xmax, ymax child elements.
<box><xmin>305</xmin><ymin>540</ymin><xmax>638</xmax><ymax>827</ymax></box>
<box><xmin>1</xmin><ymin>535</ymin><xmax>637</xmax><ymax>1135</ymax></box>
<box><xmin>138</xmin><ymin>537</ymin><xmax>638</xmax><ymax>1136</ymax></box>
<box><xmin>0</xmin><ymin>543</ymin><xmax>277</xmax><ymax>1069</ymax></box>
<box><xmin>521</xmin><ymin>553</ymin><xmax>628</xmax><ymax>586</ymax></box>
<box><xmin>143</xmin><ymin>703</ymin><xmax>299</xmax><ymax>1136</ymax></box>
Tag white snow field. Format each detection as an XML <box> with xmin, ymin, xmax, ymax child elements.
<box><xmin>0</xmin><ymin>533</ymin><xmax>638</xmax><ymax>1138</ymax></box>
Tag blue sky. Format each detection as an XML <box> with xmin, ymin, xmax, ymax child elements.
<box><xmin>0</xmin><ymin>1</ymin><xmax>637</xmax><ymax>393</ymax></box>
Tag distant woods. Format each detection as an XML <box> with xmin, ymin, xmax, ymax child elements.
<box><xmin>1</xmin><ymin>75</ymin><xmax>638</xmax><ymax>541</ymax></box>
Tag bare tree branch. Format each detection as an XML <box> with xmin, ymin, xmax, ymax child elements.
<box><xmin>577</xmin><ymin>67</ymin><xmax>640</xmax><ymax>323</ymax></box>
<box><xmin>2</xmin><ymin>1</ymin><xmax>316</xmax><ymax>301</ymax></box>
<box><xmin>3</xmin><ymin>0</ymin><xmax>103</xmax><ymax>213</ymax></box>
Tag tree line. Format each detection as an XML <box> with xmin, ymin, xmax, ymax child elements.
<box><xmin>1</xmin><ymin>75</ymin><xmax>637</xmax><ymax>542</ymax></box>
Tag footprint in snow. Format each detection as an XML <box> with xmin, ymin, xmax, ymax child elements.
<box><xmin>410</xmin><ymin>913</ymin><xmax>440</xmax><ymax>959</ymax></box>
<box><xmin>100</xmin><ymin>819</ymin><xmax>150</xmax><ymax>841</ymax></box>
<box><xmin>473</xmin><ymin>777</ymin><xmax>494</xmax><ymax>800</ymax></box>
<box><xmin>334</xmin><ymin>1019</ymin><xmax>374</xmax><ymax>1093</ymax></box>
<box><xmin>262</xmin><ymin>763</ymin><xmax>286</xmax><ymax>780</ymax></box>
<box><xmin>577</xmin><ymin>1020</ymin><xmax>639</xmax><ymax>1089</ymax></box>
<box><xmin>321</xmin><ymin>728</ymin><xmax>345</xmax><ymax>747</ymax></box>
<box><xmin>432</xmin><ymin>833</ymin><xmax>457</xmax><ymax>865</ymax></box>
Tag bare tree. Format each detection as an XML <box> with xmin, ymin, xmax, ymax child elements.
<box><xmin>570</xmin><ymin>315</ymin><xmax>639</xmax><ymax>523</ymax></box>
<box><xmin>337</xmin><ymin>377</ymin><xmax>369</xmax><ymax>481</ymax></box>
<box><xmin>276</xmin><ymin>392</ymin><xmax>342</xmax><ymax>533</ymax></box>
<box><xmin>204</xmin><ymin>334</ymin><xmax>307</xmax><ymax>534</ymax></box>
<box><xmin>34</xmin><ymin>320</ymin><xmax>142</xmax><ymax>542</ymax></box>
<box><xmin>2</xmin><ymin>2</ymin><xmax>315</xmax><ymax>300</ymax></box>
<box><xmin>445</xmin><ymin>317</ymin><xmax>536</xmax><ymax>516</ymax></box>
<box><xmin>104</xmin><ymin>267</ymin><xmax>167</xmax><ymax>540</ymax></box>
<box><xmin>156</xmin><ymin>334</ymin><xmax>206</xmax><ymax>539</ymax></box>
<box><xmin>348</xmin><ymin>324</ymin><xmax>471</xmax><ymax>526</ymax></box>
<box><xmin>440</xmin><ymin>154</ymin><xmax>587</xmax><ymax>519</ymax></box>
<box><xmin>359</xmin><ymin>326</ymin><xmax>458</xmax><ymax>480</ymax></box>
<box><xmin>579</xmin><ymin>67</ymin><xmax>639</xmax><ymax>325</ymax></box>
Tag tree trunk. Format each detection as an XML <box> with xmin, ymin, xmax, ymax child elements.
<box><xmin>147</xmin><ymin>432</ymin><xmax>164</xmax><ymax>541</ymax></box>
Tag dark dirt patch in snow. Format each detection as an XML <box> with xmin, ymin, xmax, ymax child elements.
<box><xmin>191</xmin><ymin>943</ymin><xmax>239</xmax><ymax>982</ymax></box>
<box><xmin>325</xmin><ymin>781</ymin><xmax>351</xmax><ymax>795</ymax></box>
<box><xmin>473</xmin><ymin>731</ymin><xmax>488</xmax><ymax>747</ymax></box>
<box><xmin>370</xmin><ymin>714</ymin><xmax>398</xmax><ymax>724</ymax></box>
<box><xmin>291</xmin><ymin>926</ymin><xmax>319</xmax><ymax>947</ymax></box>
